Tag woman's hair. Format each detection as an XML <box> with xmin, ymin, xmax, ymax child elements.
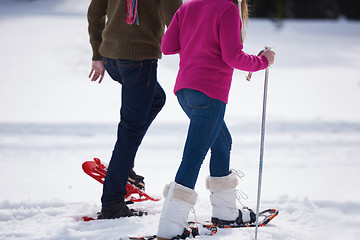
<box><xmin>233</xmin><ymin>0</ymin><xmax>249</xmax><ymax>43</ymax></box>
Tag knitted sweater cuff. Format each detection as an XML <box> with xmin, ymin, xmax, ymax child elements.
<box><xmin>259</xmin><ymin>55</ymin><xmax>269</xmax><ymax>69</ymax></box>
<box><xmin>92</xmin><ymin>46</ymin><xmax>103</xmax><ymax>61</ymax></box>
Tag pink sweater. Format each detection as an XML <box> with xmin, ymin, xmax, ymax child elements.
<box><xmin>161</xmin><ymin>0</ymin><xmax>269</xmax><ymax>103</ymax></box>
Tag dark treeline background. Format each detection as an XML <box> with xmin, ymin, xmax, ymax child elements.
<box><xmin>6</xmin><ymin>0</ymin><xmax>360</xmax><ymax>19</ymax></box>
<box><xmin>249</xmin><ymin>0</ymin><xmax>360</xmax><ymax>19</ymax></box>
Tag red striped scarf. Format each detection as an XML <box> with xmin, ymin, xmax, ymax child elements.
<box><xmin>125</xmin><ymin>0</ymin><xmax>139</xmax><ymax>25</ymax></box>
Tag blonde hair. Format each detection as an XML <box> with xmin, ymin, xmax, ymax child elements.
<box><xmin>233</xmin><ymin>0</ymin><xmax>249</xmax><ymax>43</ymax></box>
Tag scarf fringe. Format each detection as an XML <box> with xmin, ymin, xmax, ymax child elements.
<box><xmin>125</xmin><ymin>0</ymin><xmax>139</xmax><ymax>25</ymax></box>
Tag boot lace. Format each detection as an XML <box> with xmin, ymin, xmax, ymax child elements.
<box><xmin>231</xmin><ymin>168</ymin><xmax>245</xmax><ymax>181</ymax></box>
<box><xmin>236</xmin><ymin>189</ymin><xmax>248</xmax><ymax>208</ymax></box>
<box><xmin>231</xmin><ymin>168</ymin><xmax>248</xmax><ymax>207</ymax></box>
<box><xmin>190</xmin><ymin>207</ymin><xmax>197</xmax><ymax>223</ymax></box>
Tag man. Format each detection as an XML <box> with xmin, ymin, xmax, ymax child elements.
<box><xmin>87</xmin><ymin>0</ymin><xmax>182</xmax><ymax>219</ymax></box>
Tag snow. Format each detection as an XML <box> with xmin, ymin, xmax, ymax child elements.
<box><xmin>0</xmin><ymin>0</ymin><xmax>360</xmax><ymax>239</ymax></box>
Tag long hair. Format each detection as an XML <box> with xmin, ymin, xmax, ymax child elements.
<box><xmin>233</xmin><ymin>0</ymin><xmax>249</xmax><ymax>43</ymax></box>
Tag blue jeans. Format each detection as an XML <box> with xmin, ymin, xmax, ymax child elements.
<box><xmin>102</xmin><ymin>58</ymin><xmax>165</xmax><ymax>206</ymax></box>
<box><xmin>175</xmin><ymin>89</ymin><xmax>232</xmax><ymax>189</ymax></box>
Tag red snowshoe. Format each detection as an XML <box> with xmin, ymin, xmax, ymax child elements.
<box><xmin>82</xmin><ymin>158</ymin><xmax>160</xmax><ymax>203</ymax></box>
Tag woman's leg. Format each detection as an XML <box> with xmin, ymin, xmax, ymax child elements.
<box><xmin>209</xmin><ymin>122</ymin><xmax>232</xmax><ymax>177</ymax></box>
<box><xmin>174</xmin><ymin>89</ymin><xmax>226</xmax><ymax>190</ymax></box>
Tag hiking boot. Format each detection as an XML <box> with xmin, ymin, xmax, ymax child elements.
<box><xmin>128</xmin><ymin>169</ymin><xmax>145</xmax><ymax>190</ymax></box>
<box><xmin>97</xmin><ymin>201</ymin><xmax>134</xmax><ymax>219</ymax></box>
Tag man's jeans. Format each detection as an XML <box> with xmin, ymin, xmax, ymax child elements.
<box><xmin>175</xmin><ymin>89</ymin><xmax>232</xmax><ymax>189</ymax></box>
<box><xmin>102</xmin><ymin>58</ymin><xmax>165</xmax><ymax>206</ymax></box>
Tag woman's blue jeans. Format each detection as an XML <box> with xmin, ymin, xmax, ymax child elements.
<box><xmin>175</xmin><ymin>89</ymin><xmax>232</xmax><ymax>189</ymax></box>
<box><xmin>102</xmin><ymin>58</ymin><xmax>165</xmax><ymax>206</ymax></box>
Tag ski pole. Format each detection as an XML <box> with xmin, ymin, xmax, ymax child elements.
<box><xmin>254</xmin><ymin>65</ymin><xmax>270</xmax><ymax>240</ymax></box>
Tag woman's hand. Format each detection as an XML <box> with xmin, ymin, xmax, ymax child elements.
<box><xmin>246</xmin><ymin>48</ymin><xmax>276</xmax><ymax>81</ymax></box>
<box><xmin>89</xmin><ymin>60</ymin><xmax>105</xmax><ymax>83</ymax></box>
<box><xmin>261</xmin><ymin>50</ymin><xmax>276</xmax><ymax>66</ymax></box>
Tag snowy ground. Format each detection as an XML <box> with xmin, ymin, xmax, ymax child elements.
<box><xmin>1</xmin><ymin>0</ymin><xmax>360</xmax><ymax>240</ymax></box>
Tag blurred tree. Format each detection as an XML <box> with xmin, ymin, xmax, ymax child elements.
<box><xmin>275</xmin><ymin>0</ymin><xmax>285</xmax><ymax>19</ymax></box>
<box><xmin>336</xmin><ymin>0</ymin><xmax>360</xmax><ymax>19</ymax></box>
<box><xmin>290</xmin><ymin>0</ymin><xmax>339</xmax><ymax>19</ymax></box>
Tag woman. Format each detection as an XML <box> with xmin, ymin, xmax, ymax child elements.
<box><xmin>157</xmin><ymin>0</ymin><xmax>275</xmax><ymax>239</ymax></box>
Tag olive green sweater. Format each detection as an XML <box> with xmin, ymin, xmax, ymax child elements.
<box><xmin>87</xmin><ymin>0</ymin><xmax>182</xmax><ymax>61</ymax></box>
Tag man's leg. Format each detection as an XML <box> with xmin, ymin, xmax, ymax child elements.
<box><xmin>100</xmin><ymin>59</ymin><xmax>159</xmax><ymax>217</ymax></box>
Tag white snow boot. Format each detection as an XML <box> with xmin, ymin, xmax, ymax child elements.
<box><xmin>157</xmin><ymin>182</ymin><xmax>198</xmax><ymax>240</ymax></box>
<box><xmin>206</xmin><ymin>171</ymin><xmax>256</xmax><ymax>226</ymax></box>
